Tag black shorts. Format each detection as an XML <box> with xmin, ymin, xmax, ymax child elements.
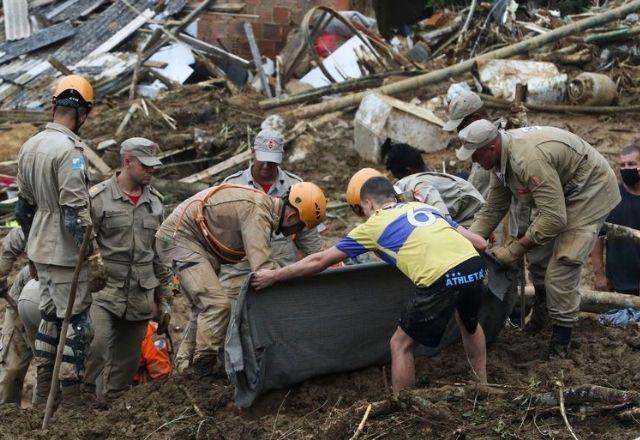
<box><xmin>398</xmin><ymin>256</ymin><xmax>486</xmax><ymax>348</ymax></box>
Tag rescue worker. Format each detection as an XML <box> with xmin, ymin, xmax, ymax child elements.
<box><xmin>83</xmin><ymin>138</ymin><xmax>173</xmax><ymax>398</ymax></box>
<box><xmin>443</xmin><ymin>90</ymin><xmax>534</xmax><ymax>328</ymax></box>
<box><xmin>457</xmin><ymin>120</ymin><xmax>620</xmax><ymax>357</ymax></box>
<box><xmin>174</xmin><ymin>129</ymin><xmax>323</xmax><ymax>372</ymax></box>
<box><xmin>252</xmin><ymin>175</ymin><xmax>489</xmax><ymax>393</ymax></box>
<box><xmin>16</xmin><ymin>74</ymin><xmax>107</xmax><ymax>403</ymax></box>
<box><xmin>443</xmin><ymin>90</ymin><xmax>501</xmax><ymax>197</ymax></box>
<box><xmin>155</xmin><ymin>181</ymin><xmax>327</xmax><ymax>375</ymax></box>
<box><xmin>0</xmin><ymin>228</ymin><xmax>31</xmax><ymax>404</ymax></box>
<box><xmin>383</xmin><ymin>143</ymin><xmax>484</xmax><ymax>227</ymax></box>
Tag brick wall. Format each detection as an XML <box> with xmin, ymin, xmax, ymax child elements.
<box><xmin>198</xmin><ymin>0</ymin><xmax>351</xmax><ymax>60</ymax></box>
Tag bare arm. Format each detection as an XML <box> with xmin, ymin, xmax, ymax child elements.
<box><xmin>456</xmin><ymin>225</ymin><xmax>488</xmax><ymax>252</ymax></box>
<box><xmin>252</xmin><ymin>246</ymin><xmax>347</xmax><ymax>290</ymax></box>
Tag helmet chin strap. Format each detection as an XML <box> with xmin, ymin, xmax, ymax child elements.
<box><xmin>275</xmin><ymin>200</ymin><xmax>288</xmax><ymax>235</ymax></box>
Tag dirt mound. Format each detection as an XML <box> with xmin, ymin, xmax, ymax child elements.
<box><xmin>2</xmin><ymin>317</ymin><xmax>638</xmax><ymax>439</ymax></box>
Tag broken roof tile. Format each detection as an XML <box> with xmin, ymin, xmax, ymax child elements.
<box><xmin>3</xmin><ymin>0</ymin><xmax>32</xmax><ymax>41</ymax></box>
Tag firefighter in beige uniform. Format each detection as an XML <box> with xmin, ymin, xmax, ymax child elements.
<box><xmin>83</xmin><ymin>138</ymin><xmax>173</xmax><ymax>396</ymax></box>
<box><xmin>16</xmin><ymin>75</ymin><xmax>106</xmax><ymax>400</ymax></box>
<box><xmin>383</xmin><ymin>143</ymin><xmax>484</xmax><ymax>227</ymax></box>
<box><xmin>174</xmin><ymin>129</ymin><xmax>322</xmax><ymax>371</ymax></box>
<box><xmin>457</xmin><ymin>120</ymin><xmax>620</xmax><ymax>357</ymax></box>
<box><xmin>0</xmin><ymin>228</ymin><xmax>31</xmax><ymax>404</ymax></box>
<box><xmin>156</xmin><ymin>181</ymin><xmax>327</xmax><ymax>375</ymax></box>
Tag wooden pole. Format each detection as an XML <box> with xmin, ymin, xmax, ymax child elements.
<box><xmin>42</xmin><ymin>226</ymin><xmax>93</xmax><ymax>429</ymax></box>
<box><xmin>524</xmin><ymin>286</ymin><xmax>640</xmax><ymax>314</ymax></box>
<box><xmin>244</xmin><ymin>22</ymin><xmax>272</xmax><ymax>98</ymax></box>
<box><xmin>280</xmin><ymin>0</ymin><xmax>640</xmax><ymax>120</ymax></box>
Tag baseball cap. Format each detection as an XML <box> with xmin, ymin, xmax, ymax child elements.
<box><xmin>443</xmin><ymin>90</ymin><xmax>484</xmax><ymax>132</ymax></box>
<box><xmin>120</xmin><ymin>137</ymin><xmax>162</xmax><ymax>167</ymax></box>
<box><xmin>254</xmin><ymin>128</ymin><xmax>284</xmax><ymax>164</ymax></box>
<box><xmin>456</xmin><ymin>119</ymin><xmax>498</xmax><ymax>161</ymax></box>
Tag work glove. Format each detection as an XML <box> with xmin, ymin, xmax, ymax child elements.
<box><xmin>156</xmin><ymin>300</ymin><xmax>172</xmax><ymax>335</ymax></box>
<box><xmin>490</xmin><ymin>237</ymin><xmax>526</xmax><ymax>268</ymax></box>
<box><xmin>88</xmin><ymin>252</ymin><xmax>107</xmax><ymax>293</ymax></box>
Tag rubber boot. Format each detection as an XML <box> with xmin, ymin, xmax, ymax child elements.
<box><xmin>525</xmin><ymin>285</ymin><xmax>549</xmax><ymax>334</ymax></box>
<box><xmin>59</xmin><ymin>381</ymin><xmax>96</xmax><ymax>410</ymax></box>
<box><xmin>33</xmin><ymin>365</ymin><xmax>54</xmax><ymax>409</ymax></box>
<box><xmin>547</xmin><ymin>325</ymin><xmax>571</xmax><ymax>359</ymax></box>
<box><xmin>187</xmin><ymin>353</ymin><xmax>218</xmax><ymax>378</ymax></box>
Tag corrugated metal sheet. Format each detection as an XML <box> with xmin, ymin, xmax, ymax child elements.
<box><xmin>51</xmin><ymin>0</ymin><xmax>152</xmax><ymax>65</ymax></box>
<box><xmin>3</xmin><ymin>0</ymin><xmax>31</xmax><ymax>41</ymax></box>
<box><xmin>0</xmin><ymin>21</ymin><xmax>75</xmax><ymax>64</ymax></box>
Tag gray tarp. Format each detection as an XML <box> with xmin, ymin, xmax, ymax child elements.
<box><xmin>225</xmin><ymin>255</ymin><xmax>518</xmax><ymax>408</ymax></box>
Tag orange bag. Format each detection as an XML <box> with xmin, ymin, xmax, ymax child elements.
<box><xmin>133</xmin><ymin>321</ymin><xmax>172</xmax><ymax>384</ymax></box>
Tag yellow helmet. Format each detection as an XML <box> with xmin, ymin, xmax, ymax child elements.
<box><xmin>53</xmin><ymin>75</ymin><xmax>94</xmax><ymax>108</ymax></box>
<box><xmin>288</xmin><ymin>182</ymin><xmax>327</xmax><ymax>228</ymax></box>
<box><xmin>346</xmin><ymin>168</ymin><xmax>383</xmax><ymax>216</ymax></box>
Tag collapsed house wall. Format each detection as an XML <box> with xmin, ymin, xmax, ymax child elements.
<box><xmin>197</xmin><ymin>0</ymin><xmax>352</xmax><ymax>59</ymax></box>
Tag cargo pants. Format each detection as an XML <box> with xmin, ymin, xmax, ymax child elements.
<box><xmin>156</xmin><ymin>238</ymin><xmax>229</xmax><ymax>366</ymax></box>
<box><xmin>84</xmin><ymin>304</ymin><xmax>148</xmax><ymax>394</ymax></box>
<box><xmin>526</xmin><ymin>216</ymin><xmax>607</xmax><ymax>326</ymax></box>
<box><xmin>33</xmin><ymin>263</ymin><xmax>91</xmax><ymax>384</ymax></box>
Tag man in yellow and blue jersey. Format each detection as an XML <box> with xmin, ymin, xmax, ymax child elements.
<box><xmin>252</xmin><ymin>175</ymin><xmax>489</xmax><ymax>393</ymax></box>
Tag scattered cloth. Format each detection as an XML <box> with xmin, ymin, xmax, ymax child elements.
<box><xmin>598</xmin><ymin>308</ymin><xmax>640</xmax><ymax>327</ymax></box>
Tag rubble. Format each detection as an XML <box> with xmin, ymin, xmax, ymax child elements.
<box><xmin>2</xmin><ymin>0</ymin><xmax>640</xmax><ymax>437</ymax></box>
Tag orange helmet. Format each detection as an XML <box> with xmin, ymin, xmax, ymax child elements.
<box><xmin>288</xmin><ymin>182</ymin><xmax>327</xmax><ymax>228</ymax></box>
<box><xmin>53</xmin><ymin>75</ymin><xmax>94</xmax><ymax>108</ymax></box>
<box><xmin>346</xmin><ymin>168</ymin><xmax>383</xmax><ymax>216</ymax></box>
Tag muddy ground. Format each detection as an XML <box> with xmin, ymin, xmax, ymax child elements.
<box><xmin>0</xmin><ymin>79</ymin><xmax>640</xmax><ymax>438</ymax></box>
<box><xmin>1</xmin><ymin>318</ymin><xmax>640</xmax><ymax>439</ymax></box>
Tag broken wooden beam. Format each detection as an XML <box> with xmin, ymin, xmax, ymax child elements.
<box><xmin>153</xmin><ymin>178</ymin><xmax>208</xmax><ymax>196</ymax></box>
<box><xmin>47</xmin><ymin>55</ymin><xmax>74</xmax><ymax>75</ymax></box>
<box><xmin>279</xmin><ymin>0</ymin><xmax>640</xmax><ymax>121</ymax></box>
<box><xmin>179</xmin><ymin>150</ymin><xmax>251</xmax><ymax>183</ymax></box>
<box><xmin>524</xmin><ymin>286</ymin><xmax>640</xmax><ymax>314</ymax></box>
<box><xmin>244</xmin><ymin>22</ymin><xmax>272</xmax><ymax>98</ymax></box>
<box><xmin>602</xmin><ymin>222</ymin><xmax>640</xmax><ymax>246</ymax></box>
<box><xmin>82</xmin><ymin>145</ymin><xmax>113</xmax><ymax>176</ymax></box>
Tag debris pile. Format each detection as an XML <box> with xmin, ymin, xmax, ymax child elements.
<box><xmin>1</xmin><ymin>0</ymin><xmax>640</xmax><ymax>437</ymax></box>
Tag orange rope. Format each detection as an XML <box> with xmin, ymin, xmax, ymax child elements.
<box><xmin>173</xmin><ymin>183</ymin><xmax>267</xmax><ymax>264</ymax></box>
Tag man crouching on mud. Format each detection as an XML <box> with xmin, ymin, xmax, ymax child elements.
<box><xmin>252</xmin><ymin>175</ymin><xmax>489</xmax><ymax>393</ymax></box>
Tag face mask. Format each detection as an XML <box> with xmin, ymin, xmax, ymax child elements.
<box><xmin>621</xmin><ymin>168</ymin><xmax>640</xmax><ymax>186</ymax></box>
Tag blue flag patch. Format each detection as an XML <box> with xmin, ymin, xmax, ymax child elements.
<box><xmin>71</xmin><ymin>157</ymin><xmax>85</xmax><ymax>170</ymax></box>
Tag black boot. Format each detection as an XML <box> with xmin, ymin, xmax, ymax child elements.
<box><xmin>547</xmin><ymin>325</ymin><xmax>571</xmax><ymax>359</ymax></box>
<box><xmin>525</xmin><ymin>285</ymin><xmax>549</xmax><ymax>333</ymax></box>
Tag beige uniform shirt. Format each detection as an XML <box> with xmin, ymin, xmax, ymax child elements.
<box><xmin>90</xmin><ymin>175</ymin><xmax>171</xmax><ymax>320</ymax></box>
<box><xmin>17</xmin><ymin>123</ymin><xmax>92</xmax><ymax>267</ymax></box>
<box><xmin>395</xmin><ymin>172</ymin><xmax>484</xmax><ymax>224</ymax></box>
<box><xmin>222</xmin><ymin>167</ymin><xmax>322</xmax><ymax>264</ymax></box>
<box><xmin>156</xmin><ymin>185</ymin><xmax>282</xmax><ymax>272</ymax></box>
<box><xmin>470</xmin><ymin>126</ymin><xmax>621</xmax><ymax>245</ymax></box>
<box><xmin>0</xmin><ymin>228</ymin><xmax>26</xmax><ymax>276</ymax></box>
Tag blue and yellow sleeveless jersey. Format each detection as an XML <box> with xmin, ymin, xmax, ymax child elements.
<box><xmin>335</xmin><ymin>202</ymin><xmax>478</xmax><ymax>287</ymax></box>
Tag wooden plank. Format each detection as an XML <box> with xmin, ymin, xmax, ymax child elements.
<box><xmin>87</xmin><ymin>9</ymin><xmax>154</xmax><ymax>58</ymax></box>
<box><xmin>158</xmin><ymin>145</ymin><xmax>195</xmax><ymax>159</ymax></box>
<box><xmin>244</xmin><ymin>22</ymin><xmax>272</xmax><ymax>98</ymax></box>
<box><xmin>179</xmin><ymin>150</ymin><xmax>251</xmax><ymax>183</ymax></box>
<box><xmin>82</xmin><ymin>144</ymin><xmax>112</xmax><ymax>175</ymax></box>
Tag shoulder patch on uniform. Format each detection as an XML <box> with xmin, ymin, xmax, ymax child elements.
<box><xmin>89</xmin><ymin>182</ymin><xmax>107</xmax><ymax>198</ymax></box>
<box><xmin>223</xmin><ymin>170</ymin><xmax>244</xmax><ymax>183</ymax></box>
<box><xmin>283</xmin><ymin>170</ymin><xmax>303</xmax><ymax>182</ymax></box>
<box><xmin>149</xmin><ymin>186</ymin><xmax>165</xmax><ymax>202</ymax></box>
<box><xmin>71</xmin><ymin>156</ymin><xmax>86</xmax><ymax>171</ymax></box>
